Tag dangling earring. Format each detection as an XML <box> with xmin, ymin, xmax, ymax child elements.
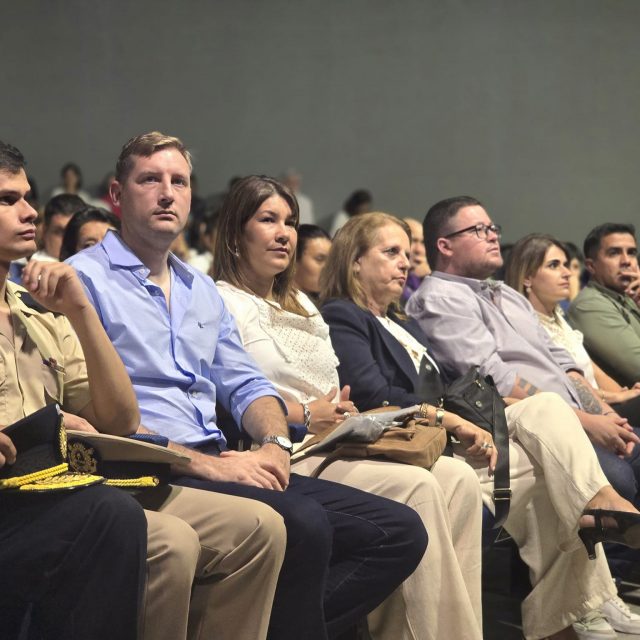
<box><xmin>233</xmin><ymin>245</ymin><xmax>240</xmax><ymax>258</ymax></box>
<box><xmin>525</xmin><ymin>285</ymin><xmax>531</xmax><ymax>296</ymax></box>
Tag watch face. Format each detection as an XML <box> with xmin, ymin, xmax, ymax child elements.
<box><xmin>275</xmin><ymin>436</ymin><xmax>293</xmax><ymax>449</ymax></box>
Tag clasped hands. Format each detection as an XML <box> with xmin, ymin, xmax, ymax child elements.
<box><xmin>307</xmin><ymin>385</ymin><xmax>358</xmax><ymax>432</ymax></box>
<box><xmin>211</xmin><ymin>445</ymin><xmax>291</xmax><ymax>491</ymax></box>
<box><xmin>586</xmin><ymin>412</ymin><xmax>639</xmax><ymax>458</ymax></box>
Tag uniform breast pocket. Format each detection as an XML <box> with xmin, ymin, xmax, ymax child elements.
<box><xmin>41</xmin><ymin>363</ymin><xmax>62</xmax><ymax>405</ymax></box>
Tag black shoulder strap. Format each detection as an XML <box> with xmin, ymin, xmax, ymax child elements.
<box><xmin>490</xmin><ymin>392</ymin><xmax>511</xmax><ymax>528</ymax></box>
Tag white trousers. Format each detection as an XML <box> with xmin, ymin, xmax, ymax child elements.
<box><xmin>456</xmin><ymin>393</ymin><xmax>617</xmax><ymax>640</ymax></box>
<box><xmin>293</xmin><ymin>453</ymin><xmax>484</xmax><ymax>640</ymax></box>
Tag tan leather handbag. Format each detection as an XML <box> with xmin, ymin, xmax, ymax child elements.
<box><xmin>294</xmin><ymin>407</ymin><xmax>447</xmax><ymax>478</ymax></box>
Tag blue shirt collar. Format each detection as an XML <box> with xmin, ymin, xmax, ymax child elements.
<box><xmin>101</xmin><ymin>229</ymin><xmax>194</xmax><ymax>288</ymax></box>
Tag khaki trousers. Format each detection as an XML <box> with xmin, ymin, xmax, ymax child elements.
<box><xmin>457</xmin><ymin>393</ymin><xmax>617</xmax><ymax>640</ymax></box>
<box><xmin>292</xmin><ymin>454</ymin><xmax>483</xmax><ymax>640</ymax></box>
<box><xmin>139</xmin><ymin>485</ymin><xmax>286</xmax><ymax>640</ymax></box>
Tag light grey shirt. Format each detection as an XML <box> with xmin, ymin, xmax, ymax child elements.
<box><xmin>405</xmin><ymin>271</ymin><xmax>584</xmax><ymax>408</ymax></box>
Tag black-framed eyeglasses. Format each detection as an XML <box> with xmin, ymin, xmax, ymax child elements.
<box><xmin>444</xmin><ymin>223</ymin><xmax>502</xmax><ymax>240</ymax></box>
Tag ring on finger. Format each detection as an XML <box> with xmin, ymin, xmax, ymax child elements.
<box><xmin>343</xmin><ymin>412</ymin><xmax>351</xmax><ymax>419</ymax></box>
<box><xmin>37</xmin><ymin>274</ymin><xmax>42</xmax><ymax>282</ymax></box>
<box><xmin>481</xmin><ymin>442</ymin><xmax>493</xmax><ymax>450</ymax></box>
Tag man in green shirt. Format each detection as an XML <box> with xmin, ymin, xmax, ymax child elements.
<box><xmin>568</xmin><ymin>223</ymin><xmax>640</xmax><ymax>387</ymax></box>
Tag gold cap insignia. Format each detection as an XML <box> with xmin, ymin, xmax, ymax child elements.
<box><xmin>68</xmin><ymin>441</ymin><xmax>99</xmax><ymax>474</ymax></box>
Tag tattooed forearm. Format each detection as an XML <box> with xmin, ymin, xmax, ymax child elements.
<box><xmin>569</xmin><ymin>374</ymin><xmax>603</xmax><ymax>415</ymax></box>
<box><xmin>516</xmin><ymin>377</ymin><xmax>539</xmax><ymax>397</ymax></box>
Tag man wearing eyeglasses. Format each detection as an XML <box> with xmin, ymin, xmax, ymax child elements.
<box><xmin>406</xmin><ymin>196</ymin><xmax>640</xmax><ymax>479</ymax></box>
<box><xmin>405</xmin><ymin>195</ymin><xmax>640</xmax><ymax>636</ymax></box>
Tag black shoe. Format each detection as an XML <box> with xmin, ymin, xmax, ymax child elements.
<box><xmin>579</xmin><ymin>509</ymin><xmax>640</xmax><ymax>559</ymax></box>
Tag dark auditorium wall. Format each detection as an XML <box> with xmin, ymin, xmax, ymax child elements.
<box><xmin>3</xmin><ymin>0</ymin><xmax>640</xmax><ymax>244</ymax></box>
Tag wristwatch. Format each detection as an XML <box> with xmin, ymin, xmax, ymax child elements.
<box><xmin>261</xmin><ymin>435</ymin><xmax>294</xmax><ymax>455</ymax></box>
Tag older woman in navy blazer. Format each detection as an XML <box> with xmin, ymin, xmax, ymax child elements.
<box><xmin>319</xmin><ymin>213</ymin><xmax>489</xmax><ymax>640</ymax></box>
<box><xmin>321</xmin><ymin>300</ymin><xmax>443</xmax><ymax>411</ymax></box>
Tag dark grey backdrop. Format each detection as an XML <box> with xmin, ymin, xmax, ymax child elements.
<box><xmin>3</xmin><ymin>0</ymin><xmax>639</xmax><ymax>242</ymax></box>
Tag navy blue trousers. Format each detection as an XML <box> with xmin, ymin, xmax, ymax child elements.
<box><xmin>175</xmin><ymin>471</ymin><xmax>427</xmax><ymax>640</ymax></box>
<box><xmin>0</xmin><ymin>485</ymin><xmax>147</xmax><ymax>640</ymax></box>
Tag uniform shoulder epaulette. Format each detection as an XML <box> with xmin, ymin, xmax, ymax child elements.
<box><xmin>15</xmin><ymin>290</ymin><xmax>63</xmax><ymax>316</ymax></box>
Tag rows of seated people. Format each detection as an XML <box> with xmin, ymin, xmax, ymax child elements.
<box><xmin>2</xmin><ymin>131</ymin><xmax>640</xmax><ymax>640</ymax></box>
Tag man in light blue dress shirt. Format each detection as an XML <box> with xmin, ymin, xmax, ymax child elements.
<box><xmin>68</xmin><ymin>131</ymin><xmax>427</xmax><ymax>640</ymax></box>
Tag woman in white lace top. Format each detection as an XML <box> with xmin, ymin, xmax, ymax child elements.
<box><xmin>212</xmin><ymin>175</ymin><xmax>485</xmax><ymax>640</ymax></box>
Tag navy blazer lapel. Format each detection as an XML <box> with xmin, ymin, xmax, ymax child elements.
<box><xmin>369</xmin><ymin>313</ymin><xmax>422</xmax><ymax>393</ymax></box>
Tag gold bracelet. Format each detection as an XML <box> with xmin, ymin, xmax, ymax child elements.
<box><xmin>434</xmin><ymin>407</ymin><xmax>445</xmax><ymax>427</ymax></box>
<box><xmin>418</xmin><ymin>403</ymin><xmax>430</xmax><ymax>425</ymax></box>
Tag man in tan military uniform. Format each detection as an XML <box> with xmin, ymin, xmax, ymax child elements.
<box><xmin>0</xmin><ymin>140</ymin><xmax>286</xmax><ymax>640</ymax></box>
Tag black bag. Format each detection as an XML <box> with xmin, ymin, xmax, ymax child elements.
<box><xmin>442</xmin><ymin>366</ymin><xmax>511</xmax><ymax>528</ymax></box>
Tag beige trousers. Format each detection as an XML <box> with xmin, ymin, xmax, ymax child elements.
<box><xmin>292</xmin><ymin>453</ymin><xmax>483</xmax><ymax>640</ymax></box>
<box><xmin>457</xmin><ymin>393</ymin><xmax>617</xmax><ymax>640</ymax></box>
<box><xmin>138</xmin><ymin>485</ymin><xmax>286</xmax><ymax>640</ymax></box>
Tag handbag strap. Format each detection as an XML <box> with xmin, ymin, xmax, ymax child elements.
<box><xmin>444</xmin><ymin>368</ymin><xmax>511</xmax><ymax>529</ymax></box>
<box><xmin>307</xmin><ymin>450</ymin><xmax>344</xmax><ymax>478</ymax></box>
<box><xmin>416</xmin><ymin>355</ymin><xmax>445</xmax><ymax>399</ymax></box>
<box><xmin>490</xmin><ymin>391</ymin><xmax>511</xmax><ymax>528</ymax></box>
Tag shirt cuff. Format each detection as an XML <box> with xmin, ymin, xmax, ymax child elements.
<box><xmin>232</xmin><ymin>390</ymin><xmax>288</xmax><ymax>431</ymax></box>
